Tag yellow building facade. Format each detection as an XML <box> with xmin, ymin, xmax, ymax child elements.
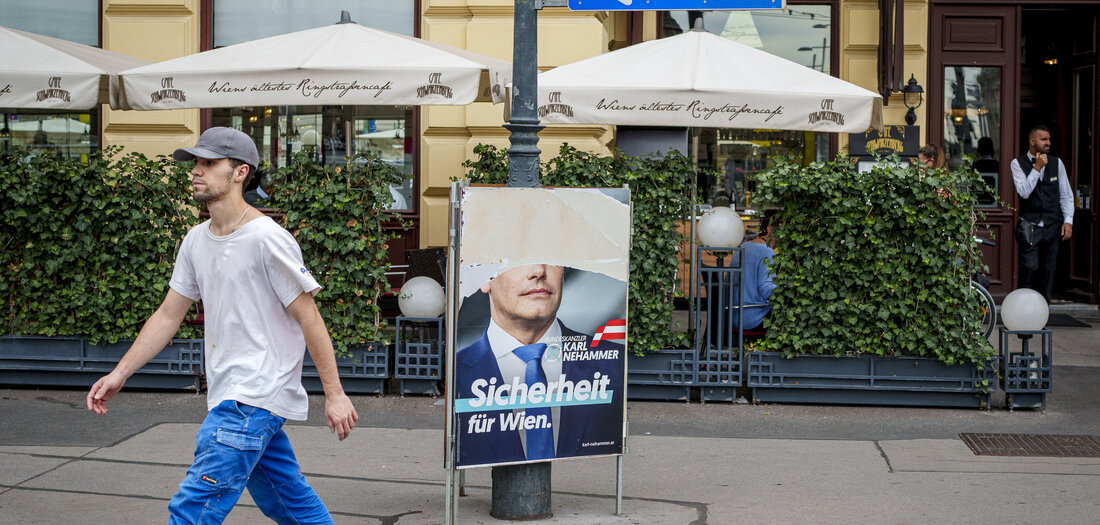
<box><xmin>16</xmin><ymin>1</ymin><xmax>924</xmax><ymax>251</ymax></box>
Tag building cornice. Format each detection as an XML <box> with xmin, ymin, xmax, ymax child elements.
<box><xmin>103</xmin><ymin>5</ymin><xmax>195</xmax><ymax>17</ymax></box>
<box><xmin>423</xmin><ymin>127</ymin><xmax>475</xmax><ymax>138</ymax></box>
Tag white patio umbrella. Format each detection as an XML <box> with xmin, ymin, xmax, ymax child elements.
<box><xmin>115</xmin><ymin>12</ymin><xmax>511</xmax><ymax>110</ymax></box>
<box><xmin>536</xmin><ymin>26</ymin><xmax>882</xmax><ymax>132</ymax></box>
<box><xmin>535</xmin><ymin>25</ymin><xmax>883</xmax><ymax>330</ymax></box>
<box><xmin>0</xmin><ymin>26</ymin><xmax>150</xmax><ymax>110</ymax></box>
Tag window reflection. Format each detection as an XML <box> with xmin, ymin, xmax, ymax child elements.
<box><xmin>943</xmin><ymin>66</ymin><xmax>1001</xmax><ymax>207</ymax></box>
<box><xmin>211</xmin><ymin>105</ymin><xmax>413</xmax><ymax>210</ymax></box>
<box><xmin>0</xmin><ymin>0</ymin><xmax>99</xmax><ymax>45</ymax></box>
<box><xmin>0</xmin><ymin>112</ymin><xmax>98</xmax><ymax>162</ymax></box>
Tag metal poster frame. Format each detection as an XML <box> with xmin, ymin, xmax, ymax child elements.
<box><xmin>443</xmin><ymin>182</ymin><xmax>628</xmax><ymax>524</ymax></box>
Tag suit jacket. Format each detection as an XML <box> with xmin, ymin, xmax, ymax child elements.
<box><xmin>455</xmin><ymin>321</ymin><xmax>624</xmax><ymax>467</ymax></box>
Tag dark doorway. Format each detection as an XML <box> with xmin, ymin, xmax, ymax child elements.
<box><xmin>931</xmin><ymin>4</ymin><xmax>1099</xmax><ymax>303</ymax></box>
<box><xmin>1019</xmin><ymin>8</ymin><xmax>1099</xmax><ymax>303</ymax></box>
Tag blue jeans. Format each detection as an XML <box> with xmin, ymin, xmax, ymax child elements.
<box><xmin>167</xmin><ymin>400</ymin><xmax>333</xmax><ymax>524</ymax></box>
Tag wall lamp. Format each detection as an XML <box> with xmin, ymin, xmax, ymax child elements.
<box><xmin>901</xmin><ymin>74</ymin><xmax>923</xmax><ymax>126</ymax></box>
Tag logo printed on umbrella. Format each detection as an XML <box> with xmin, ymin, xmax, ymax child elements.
<box><xmin>0</xmin><ymin>84</ymin><xmax>11</xmax><ymax>98</ymax></box>
<box><xmin>151</xmin><ymin>77</ymin><xmax>187</xmax><ymax>104</ymax></box>
<box><xmin>807</xmin><ymin>98</ymin><xmax>845</xmax><ymax>126</ymax></box>
<box><xmin>538</xmin><ymin>91</ymin><xmax>574</xmax><ymax>118</ymax></box>
<box><xmin>417</xmin><ymin>72</ymin><xmax>453</xmax><ymax>99</ymax></box>
<box><xmin>36</xmin><ymin>77</ymin><xmax>71</xmax><ymax>103</ymax></box>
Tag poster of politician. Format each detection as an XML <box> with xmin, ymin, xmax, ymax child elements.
<box><xmin>451</xmin><ymin>186</ymin><xmax>630</xmax><ymax>469</ymax></box>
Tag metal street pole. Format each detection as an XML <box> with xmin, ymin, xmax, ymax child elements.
<box><xmin>504</xmin><ymin>0</ymin><xmax>545</xmax><ymax>189</ymax></box>
<box><xmin>491</xmin><ymin>0</ymin><xmax>552</xmax><ymax>519</ymax></box>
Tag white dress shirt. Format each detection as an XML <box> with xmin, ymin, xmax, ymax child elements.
<box><xmin>1009</xmin><ymin>152</ymin><xmax>1075</xmax><ymax>226</ymax></box>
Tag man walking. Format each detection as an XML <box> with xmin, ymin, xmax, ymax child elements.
<box><xmin>86</xmin><ymin>127</ymin><xmax>358</xmax><ymax>524</ymax></box>
<box><xmin>1010</xmin><ymin>125</ymin><xmax>1074</xmax><ymax>302</ymax></box>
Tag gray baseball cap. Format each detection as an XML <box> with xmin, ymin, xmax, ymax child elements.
<box><xmin>173</xmin><ymin>127</ymin><xmax>259</xmax><ymax>173</ymax></box>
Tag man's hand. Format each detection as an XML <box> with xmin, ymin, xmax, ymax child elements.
<box><xmin>1034</xmin><ymin>152</ymin><xmax>1048</xmax><ymax>171</ymax></box>
<box><xmin>325</xmin><ymin>392</ymin><xmax>359</xmax><ymax>441</ymax></box>
<box><xmin>1062</xmin><ymin>222</ymin><xmax>1073</xmax><ymax>241</ymax></box>
<box><xmin>86</xmin><ymin>371</ymin><xmax>127</xmax><ymax>415</ymax></box>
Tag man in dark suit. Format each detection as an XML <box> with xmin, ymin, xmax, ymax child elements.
<box><xmin>455</xmin><ymin>264</ymin><xmax>624</xmax><ymax>468</ymax></box>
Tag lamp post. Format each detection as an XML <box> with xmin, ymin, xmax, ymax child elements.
<box><xmin>505</xmin><ymin>0</ymin><xmax>545</xmax><ymax>189</ymax></box>
<box><xmin>900</xmin><ymin>74</ymin><xmax>924</xmax><ymax>126</ymax></box>
<box><xmin>0</xmin><ymin>114</ymin><xmax>10</xmax><ymax>151</ymax></box>
<box><xmin>490</xmin><ymin>1</ymin><xmax>552</xmax><ymax>520</ymax></box>
<box><xmin>798</xmin><ymin>37</ymin><xmax>828</xmax><ymax>72</ymax></box>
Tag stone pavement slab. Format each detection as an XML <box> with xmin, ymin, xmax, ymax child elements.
<box><xmin>0</xmin><ymin>446</ymin><xmax>96</xmax><ymax>457</ymax></box>
<box><xmin>0</xmin><ymin>452</ymin><xmax>69</xmax><ymax>487</ymax></box>
<box><xmin>880</xmin><ymin>438</ymin><xmax>1100</xmax><ymax>475</ymax></box>
<box><xmin>0</xmin><ymin>489</ymin><xmax>273</xmax><ymax>524</ymax></box>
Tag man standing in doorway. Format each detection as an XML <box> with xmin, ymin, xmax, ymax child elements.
<box><xmin>1010</xmin><ymin>125</ymin><xmax>1074</xmax><ymax>302</ymax></box>
<box><xmin>86</xmin><ymin>127</ymin><xmax>358</xmax><ymax>524</ymax></box>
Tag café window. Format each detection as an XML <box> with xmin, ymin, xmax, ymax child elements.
<box><xmin>662</xmin><ymin>6</ymin><xmax>833</xmax><ymax>208</ymax></box>
<box><xmin>213</xmin><ymin>0</ymin><xmax>414</xmax><ymax>46</ymax></box>
<box><xmin>0</xmin><ymin>0</ymin><xmax>100</xmax><ymax>158</ymax></box>
<box><xmin>0</xmin><ymin>113</ymin><xmax>99</xmax><ymax>160</ymax></box>
<box><xmin>210</xmin><ymin>105</ymin><xmax>414</xmax><ymax>210</ymax></box>
<box><xmin>210</xmin><ymin>1</ymin><xmax>417</xmax><ymax>211</ymax></box>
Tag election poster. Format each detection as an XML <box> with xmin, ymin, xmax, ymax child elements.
<box><xmin>450</xmin><ymin>186</ymin><xmax>630</xmax><ymax>469</ymax></box>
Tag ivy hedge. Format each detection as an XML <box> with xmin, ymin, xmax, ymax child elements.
<box><xmin>1</xmin><ymin>146</ymin><xmax>200</xmax><ymax>342</ymax></box>
<box><xmin>267</xmin><ymin>152</ymin><xmax>406</xmax><ymax>354</ymax></box>
<box><xmin>2</xmin><ymin>148</ymin><xmax>403</xmax><ymax>356</ymax></box>
<box><xmin>752</xmin><ymin>155</ymin><xmax>995</xmax><ymax>367</ymax></box>
<box><xmin>461</xmin><ymin>144</ymin><xmax>694</xmax><ymax>354</ymax></box>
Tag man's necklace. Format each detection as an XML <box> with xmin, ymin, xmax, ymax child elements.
<box><xmin>231</xmin><ymin>206</ymin><xmax>250</xmax><ymax>232</ymax></box>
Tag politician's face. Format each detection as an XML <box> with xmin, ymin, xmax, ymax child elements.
<box><xmin>482</xmin><ymin>264</ymin><xmax>564</xmax><ymax>328</ymax></box>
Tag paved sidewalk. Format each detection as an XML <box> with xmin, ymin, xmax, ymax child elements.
<box><xmin>1</xmin><ymin>309</ymin><xmax>1098</xmax><ymax>524</ymax></box>
<box><xmin>2</xmin><ymin>423</ymin><xmax>1099</xmax><ymax>524</ymax></box>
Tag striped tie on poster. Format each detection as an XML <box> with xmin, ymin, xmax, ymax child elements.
<box><xmin>590</xmin><ymin>319</ymin><xmax>626</xmax><ymax>347</ymax></box>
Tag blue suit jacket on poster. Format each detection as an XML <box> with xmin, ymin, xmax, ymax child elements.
<box><xmin>455</xmin><ymin>322</ymin><xmax>624</xmax><ymax>467</ymax></box>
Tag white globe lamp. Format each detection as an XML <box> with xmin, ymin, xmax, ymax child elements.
<box><xmin>1000</xmin><ymin>288</ymin><xmax>1049</xmax><ymax>331</ymax></box>
<box><xmin>697</xmin><ymin>207</ymin><xmax>745</xmax><ymax>247</ymax></box>
<box><xmin>301</xmin><ymin>129</ymin><xmax>320</xmax><ymax>148</ymax></box>
<box><xmin>398</xmin><ymin>276</ymin><xmax>445</xmax><ymax>318</ymax></box>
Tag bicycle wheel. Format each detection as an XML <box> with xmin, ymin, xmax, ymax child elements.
<box><xmin>971</xmin><ymin>280</ymin><xmax>997</xmax><ymax>340</ymax></box>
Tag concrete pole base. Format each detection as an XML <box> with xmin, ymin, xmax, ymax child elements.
<box><xmin>490</xmin><ymin>462</ymin><xmax>552</xmax><ymax>520</ymax></box>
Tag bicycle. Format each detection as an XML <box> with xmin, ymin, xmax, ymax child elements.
<box><xmin>971</xmin><ymin>236</ymin><xmax>997</xmax><ymax>340</ymax></box>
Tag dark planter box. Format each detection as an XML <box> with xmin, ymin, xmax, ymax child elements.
<box><xmin>302</xmin><ymin>343</ymin><xmax>389</xmax><ymax>395</ymax></box>
<box><xmin>746</xmin><ymin>351</ymin><xmax>995</xmax><ymax>408</ymax></box>
<box><xmin>0</xmin><ymin>335</ymin><xmax>203</xmax><ymax>390</ymax></box>
<box><xmin>627</xmin><ymin>349</ymin><xmax>695</xmax><ymax>401</ymax></box>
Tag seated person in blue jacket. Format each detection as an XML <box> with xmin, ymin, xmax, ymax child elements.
<box><xmin>736</xmin><ymin>209</ymin><xmax>778</xmax><ymax>333</ymax></box>
<box><xmin>454</xmin><ymin>264</ymin><xmax>624</xmax><ymax>468</ymax></box>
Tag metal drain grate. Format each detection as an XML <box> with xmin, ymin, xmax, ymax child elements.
<box><xmin>959</xmin><ymin>433</ymin><xmax>1100</xmax><ymax>458</ymax></box>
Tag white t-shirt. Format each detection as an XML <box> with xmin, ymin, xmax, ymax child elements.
<box><xmin>169</xmin><ymin>216</ymin><xmax>321</xmax><ymax>420</ymax></box>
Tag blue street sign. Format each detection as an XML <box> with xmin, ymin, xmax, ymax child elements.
<box><xmin>567</xmin><ymin>0</ymin><xmax>784</xmax><ymax>11</ymax></box>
